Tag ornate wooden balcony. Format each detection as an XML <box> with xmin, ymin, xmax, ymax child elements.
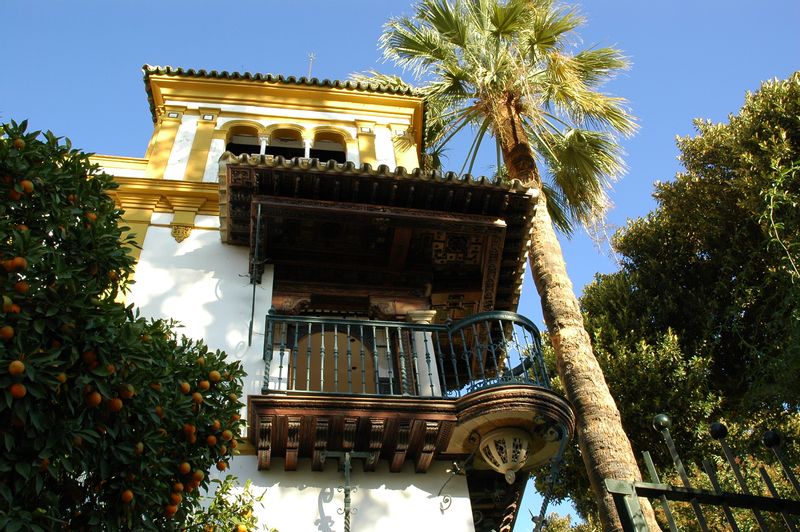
<box><xmin>247</xmin><ymin>311</ymin><xmax>573</xmax><ymax>472</ymax></box>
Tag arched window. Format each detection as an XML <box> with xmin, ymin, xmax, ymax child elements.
<box><xmin>311</xmin><ymin>131</ymin><xmax>347</xmax><ymax>163</ymax></box>
<box><xmin>265</xmin><ymin>128</ymin><xmax>304</xmax><ymax>159</ymax></box>
<box><xmin>225</xmin><ymin>125</ymin><xmax>260</xmax><ymax>156</ymax></box>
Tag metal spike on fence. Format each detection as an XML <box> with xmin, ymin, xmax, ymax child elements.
<box><xmin>759</xmin><ymin>465</ymin><xmax>798</xmax><ymax>531</ymax></box>
<box><xmin>653</xmin><ymin>414</ymin><xmax>710</xmax><ymax>531</ymax></box>
<box><xmin>642</xmin><ymin>450</ymin><xmax>678</xmax><ymax>532</ymax></box>
<box><xmin>702</xmin><ymin>459</ymin><xmax>740</xmax><ymax>531</ymax></box>
<box><xmin>709</xmin><ymin>422</ymin><xmax>769</xmax><ymax>531</ymax></box>
<box><xmin>763</xmin><ymin>430</ymin><xmax>800</xmax><ymax>497</ymax></box>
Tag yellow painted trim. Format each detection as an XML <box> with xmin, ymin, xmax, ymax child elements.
<box><xmin>356</xmin><ymin>120</ymin><xmax>377</xmax><ymax>166</ymax></box>
<box><xmin>112</xmin><ymin>177</ymin><xmax>220</xmax><ymax>216</ymax></box>
<box><xmin>311</xmin><ymin>125</ymin><xmax>355</xmax><ymax>142</ymax></box>
<box><xmin>147</xmin><ymin>76</ymin><xmax>424</xmax><ymax>153</ymax></box>
<box><xmin>218</xmin><ymin>119</ymin><xmax>267</xmax><ymax>137</ymax></box>
<box><xmin>90</xmin><ymin>154</ymin><xmax>149</xmax><ymax>171</ymax></box>
<box><xmin>144</xmin><ymin>107</ymin><xmax>184</xmax><ymax>180</ymax></box>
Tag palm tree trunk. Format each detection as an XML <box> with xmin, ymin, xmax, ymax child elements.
<box><xmin>494</xmin><ymin>95</ymin><xmax>660</xmax><ymax>531</ymax></box>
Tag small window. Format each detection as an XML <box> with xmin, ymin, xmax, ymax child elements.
<box><xmin>265</xmin><ymin>128</ymin><xmax>304</xmax><ymax>159</ymax></box>
<box><xmin>311</xmin><ymin>131</ymin><xmax>347</xmax><ymax>163</ymax></box>
<box><xmin>226</xmin><ymin>125</ymin><xmax>259</xmax><ymax>156</ymax></box>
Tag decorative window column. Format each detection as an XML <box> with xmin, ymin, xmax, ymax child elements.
<box><xmin>259</xmin><ymin>135</ymin><xmax>269</xmax><ymax>155</ymax></box>
<box><xmin>406</xmin><ymin>310</ymin><xmax>442</xmax><ymax>397</ymax></box>
<box><xmin>302</xmin><ymin>138</ymin><xmax>313</xmax><ymax>159</ymax></box>
<box><xmin>182</xmin><ymin>108</ymin><xmax>219</xmax><ymax>182</ymax></box>
<box><xmin>144</xmin><ymin>106</ymin><xmax>184</xmax><ymax>180</ymax></box>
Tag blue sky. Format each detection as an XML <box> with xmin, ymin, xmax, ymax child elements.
<box><xmin>4</xmin><ymin>0</ymin><xmax>799</xmax><ymax>527</ymax></box>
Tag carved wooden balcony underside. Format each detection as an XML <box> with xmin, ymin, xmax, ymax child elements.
<box><xmin>247</xmin><ymin>385</ymin><xmax>574</xmax><ymax>474</ymax></box>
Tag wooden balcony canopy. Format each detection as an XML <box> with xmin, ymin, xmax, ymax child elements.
<box><xmin>219</xmin><ymin>154</ymin><xmax>538</xmax><ymax>318</ymax></box>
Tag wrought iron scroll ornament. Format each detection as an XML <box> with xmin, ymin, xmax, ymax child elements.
<box><xmin>605</xmin><ymin>414</ymin><xmax>800</xmax><ymax>532</ymax></box>
<box><xmin>437</xmin><ymin>432</ymin><xmax>482</xmax><ymax>513</ymax></box>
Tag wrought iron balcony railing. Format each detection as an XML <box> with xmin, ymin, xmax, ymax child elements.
<box><xmin>262</xmin><ymin>310</ymin><xmax>549</xmax><ymax>398</ymax></box>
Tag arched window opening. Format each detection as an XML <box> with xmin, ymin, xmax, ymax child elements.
<box><xmin>265</xmin><ymin>128</ymin><xmax>304</xmax><ymax>159</ymax></box>
<box><xmin>311</xmin><ymin>131</ymin><xmax>347</xmax><ymax>163</ymax></box>
<box><xmin>225</xmin><ymin>125</ymin><xmax>260</xmax><ymax>156</ymax></box>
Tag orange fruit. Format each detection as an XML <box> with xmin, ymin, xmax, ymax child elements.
<box><xmin>82</xmin><ymin>350</ymin><xmax>97</xmax><ymax>364</ymax></box>
<box><xmin>198</xmin><ymin>380</ymin><xmax>210</xmax><ymax>391</ymax></box>
<box><xmin>172</xmin><ymin>482</ymin><xmax>184</xmax><ymax>493</ymax></box>
<box><xmin>108</xmin><ymin>398</ymin><xmax>123</xmax><ymax>412</ymax></box>
<box><xmin>187</xmin><ymin>434</ymin><xmax>197</xmax><ymax>444</ymax></box>
<box><xmin>237</xmin><ymin>525</ymin><xmax>247</xmax><ymax>532</ymax></box>
<box><xmin>12</xmin><ymin>139</ymin><xmax>25</xmax><ymax>150</ymax></box>
<box><xmin>85</xmin><ymin>212</ymin><xmax>97</xmax><ymax>223</ymax></box>
<box><xmin>150</xmin><ymin>382</ymin><xmax>161</xmax><ymax>392</ymax></box>
<box><xmin>135</xmin><ymin>442</ymin><xmax>144</xmax><ymax>455</ymax></box>
<box><xmin>211</xmin><ymin>419</ymin><xmax>221</xmax><ymax>431</ymax></box>
<box><xmin>9</xmin><ymin>304</ymin><xmax>20</xmax><ymax>314</ymax></box>
<box><xmin>206</xmin><ymin>435</ymin><xmax>217</xmax><ymax>446</ymax></box>
<box><xmin>183</xmin><ymin>423</ymin><xmax>196</xmax><ymax>435</ymax></box>
<box><xmin>155</xmin><ymin>405</ymin><xmax>164</xmax><ymax>418</ymax></box>
<box><xmin>196</xmin><ymin>357</ymin><xmax>205</xmax><ymax>366</ymax></box>
<box><xmin>85</xmin><ymin>391</ymin><xmax>102</xmax><ymax>408</ymax></box>
<box><xmin>121</xmin><ymin>489</ymin><xmax>134</xmax><ymax>503</ymax></box>
<box><xmin>12</xmin><ymin>257</ymin><xmax>27</xmax><ymax>270</ymax></box>
<box><xmin>170</xmin><ymin>492</ymin><xmax>182</xmax><ymax>505</ymax></box>
<box><xmin>219</xmin><ymin>445</ymin><xmax>227</xmax><ymax>455</ymax></box>
<box><xmin>178</xmin><ymin>462</ymin><xmax>191</xmax><ymax>475</ymax></box>
<box><xmin>10</xmin><ymin>383</ymin><xmax>26</xmax><ymax>399</ymax></box>
<box><xmin>215</xmin><ymin>461</ymin><xmax>227</xmax><ymax>471</ymax></box>
<box><xmin>192</xmin><ymin>392</ymin><xmax>203</xmax><ymax>404</ymax></box>
<box><xmin>0</xmin><ymin>325</ymin><xmax>15</xmax><ymax>340</ymax></box>
<box><xmin>8</xmin><ymin>190</ymin><xmax>21</xmax><ymax>201</ymax></box>
<box><xmin>8</xmin><ymin>360</ymin><xmax>25</xmax><ymax>376</ymax></box>
<box><xmin>15</xmin><ymin>224</ymin><xmax>28</xmax><ymax>232</ymax></box>
<box><xmin>208</xmin><ymin>370</ymin><xmax>221</xmax><ymax>383</ymax></box>
<box><xmin>119</xmin><ymin>384</ymin><xmax>135</xmax><ymax>399</ymax></box>
<box><xmin>2</xmin><ymin>296</ymin><xmax>12</xmax><ymax>312</ymax></box>
<box><xmin>13</xmin><ymin>281</ymin><xmax>29</xmax><ymax>294</ymax></box>
<box><xmin>221</xmin><ymin>430</ymin><xmax>233</xmax><ymax>442</ymax></box>
<box><xmin>179</xmin><ymin>382</ymin><xmax>190</xmax><ymax>394</ymax></box>
<box><xmin>191</xmin><ymin>470</ymin><xmax>204</xmax><ymax>482</ymax></box>
<box><xmin>228</xmin><ymin>393</ymin><xmax>239</xmax><ymax>402</ymax></box>
<box><xmin>56</xmin><ymin>373</ymin><xmax>67</xmax><ymax>383</ymax></box>
<box><xmin>231</xmin><ymin>414</ymin><xmax>241</xmax><ymax>422</ymax></box>
<box><xmin>230</xmin><ymin>439</ymin><xmax>238</xmax><ymax>450</ymax></box>
<box><xmin>20</xmin><ymin>180</ymin><xmax>34</xmax><ymax>194</ymax></box>
<box><xmin>105</xmin><ymin>363</ymin><xmax>116</xmax><ymax>374</ymax></box>
<box><xmin>165</xmin><ymin>504</ymin><xmax>178</xmax><ymax>517</ymax></box>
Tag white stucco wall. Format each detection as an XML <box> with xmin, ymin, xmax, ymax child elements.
<box><xmin>203</xmin><ymin>138</ymin><xmax>227</xmax><ymax>182</ymax></box>
<box><xmin>215</xmin><ymin>457</ymin><xmax>475</xmax><ymax>532</ymax></box>
<box><xmin>127</xmin><ymin>224</ymin><xmax>273</xmax><ymax>400</ymax></box>
<box><xmin>163</xmin><ymin>114</ymin><xmax>199</xmax><ymax>181</ymax></box>
<box><xmin>373</xmin><ymin>125</ymin><xmax>397</xmax><ymax>168</ymax></box>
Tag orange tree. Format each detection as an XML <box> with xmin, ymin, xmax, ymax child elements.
<box><xmin>0</xmin><ymin>120</ymin><xmax>246</xmax><ymax>530</ymax></box>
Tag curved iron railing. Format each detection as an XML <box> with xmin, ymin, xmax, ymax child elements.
<box><xmin>262</xmin><ymin>310</ymin><xmax>549</xmax><ymax>398</ymax></box>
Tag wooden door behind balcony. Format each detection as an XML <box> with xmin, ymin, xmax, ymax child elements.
<box><xmin>290</xmin><ymin>332</ymin><xmax>377</xmax><ymax>394</ymax></box>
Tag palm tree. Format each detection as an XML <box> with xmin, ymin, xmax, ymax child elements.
<box><xmin>380</xmin><ymin>1</ymin><xmax>658</xmax><ymax>529</ymax></box>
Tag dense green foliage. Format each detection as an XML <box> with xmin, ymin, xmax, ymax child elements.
<box><xmin>0</xmin><ymin>121</ymin><xmax>247</xmax><ymax>530</ymax></box>
<box><xmin>538</xmin><ymin>73</ymin><xmax>800</xmax><ymax>527</ymax></box>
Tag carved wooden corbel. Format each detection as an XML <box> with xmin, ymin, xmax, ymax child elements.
<box><xmin>257</xmin><ymin>414</ymin><xmax>274</xmax><ymax>471</ymax></box>
<box><xmin>285</xmin><ymin>416</ymin><xmax>302</xmax><ymax>471</ymax></box>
